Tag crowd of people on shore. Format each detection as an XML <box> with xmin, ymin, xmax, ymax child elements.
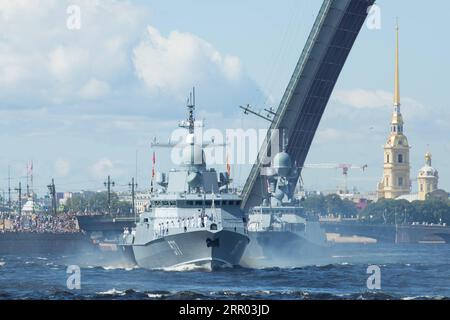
<box><xmin>0</xmin><ymin>212</ymin><xmax>80</xmax><ymax>234</ymax></box>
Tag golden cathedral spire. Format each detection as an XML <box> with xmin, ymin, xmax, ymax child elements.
<box><xmin>394</xmin><ymin>20</ymin><xmax>400</xmax><ymax>107</ymax></box>
<box><xmin>390</xmin><ymin>19</ymin><xmax>403</xmax><ymax>133</ymax></box>
<box><xmin>377</xmin><ymin>19</ymin><xmax>411</xmax><ymax>200</ymax></box>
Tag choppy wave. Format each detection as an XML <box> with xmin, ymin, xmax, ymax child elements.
<box><xmin>92</xmin><ymin>289</ymin><xmax>217</xmax><ymax>300</ymax></box>
<box><xmin>2</xmin><ymin>244</ymin><xmax>450</xmax><ymax>300</ymax></box>
<box><xmin>160</xmin><ymin>263</ymin><xmax>212</xmax><ymax>272</ymax></box>
<box><xmin>86</xmin><ymin>264</ymin><xmax>138</xmax><ymax>271</ymax></box>
<box><xmin>288</xmin><ymin>263</ymin><xmax>352</xmax><ymax>271</ymax></box>
<box><xmin>87</xmin><ymin>289</ymin><xmax>450</xmax><ymax>300</ymax></box>
<box><xmin>96</xmin><ymin>288</ymin><xmax>127</xmax><ymax>296</ymax></box>
<box><xmin>402</xmin><ymin>295</ymin><xmax>448</xmax><ymax>300</ymax></box>
<box><xmin>2</xmin><ymin>285</ymin><xmax>449</xmax><ymax>300</ymax></box>
<box><xmin>147</xmin><ymin>291</ymin><xmax>170</xmax><ymax>299</ymax></box>
<box><xmin>46</xmin><ymin>290</ymin><xmax>77</xmax><ymax>300</ymax></box>
<box><xmin>102</xmin><ymin>265</ymin><xmax>138</xmax><ymax>271</ymax></box>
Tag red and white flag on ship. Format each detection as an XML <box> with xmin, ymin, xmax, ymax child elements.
<box><xmin>151</xmin><ymin>151</ymin><xmax>156</xmax><ymax>193</ymax></box>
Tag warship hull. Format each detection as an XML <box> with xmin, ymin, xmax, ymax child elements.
<box><xmin>245</xmin><ymin>231</ymin><xmax>305</xmax><ymax>259</ymax></box>
<box><xmin>130</xmin><ymin>230</ymin><xmax>249</xmax><ymax>270</ymax></box>
<box><xmin>243</xmin><ymin>226</ymin><xmax>329</xmax><ymax>265</ymax></box>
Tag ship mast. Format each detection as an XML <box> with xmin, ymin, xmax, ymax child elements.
<box><xmin>179</xmin><ymin>87</ymin><xmax>196</xmax><ymax>134</ymax></box>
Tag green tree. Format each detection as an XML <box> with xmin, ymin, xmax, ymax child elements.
<box><xmin>301</xmin><ymin>194</ymin><xmax>357</xmax><ymax>217</ymax></box>
<box><xmin>302</xmin><ymin>195</ymin><xmax>326</xmax><ymax>214</ymax></box>
<box><xmin>360</xmin><ymin>199</ymin><xmax>450</xmax><ymax>225</ymax></box>
<box><xmin>64</xmin><ymin>191</ymin><xmax>132</xmax><ymax>215</ymax></box>
<box><xmin>64</xmin><ymin>194</ymin><xmax>88</xmax><ymax>213</ymax></box>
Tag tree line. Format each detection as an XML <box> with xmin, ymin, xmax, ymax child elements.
<box><xmin>63</xmin><ymin>191</ymin><xmax>132</xmax><ymax>215</ymax></box>
<box><xmin>301</xmin><ymin>194</ymin><xmax>450</xmax><ymax>225</ymax></box>
<box><xmin>301</xmin><ymin>194</ymin><xmax>358</xmax><ymax>218</ymax></box>
<box><xmin>359</xmin><ymin>199</ymin><xmax>450</xmax><ymax>225</ymax></box>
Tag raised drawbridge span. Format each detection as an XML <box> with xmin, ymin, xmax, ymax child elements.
<box><xmin>241</xmin><ymin>0</ymin><xmax>376</xmax><ymax>210</ymax></box>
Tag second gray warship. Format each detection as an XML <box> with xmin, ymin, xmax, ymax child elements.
<box><xmin>244</xmin><ymin>151</ymin><xmax>328</xmax><ymax>263</ymax></box>
<box><xmin>120</xmin><ymin>94</ymin><xmax>249</xmax><ymax>270</ymax></box>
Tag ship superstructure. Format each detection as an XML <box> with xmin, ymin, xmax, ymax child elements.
<box><xmin>244</xmin><ymin>150</ymin><xmax>328</xmax><ymax>263</ymax></box>
<box><xmin>121</xmin><ymin>91</ymin><xmax>249</xmax><ymax>270</ymax></box>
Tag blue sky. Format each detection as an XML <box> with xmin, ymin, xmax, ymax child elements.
<box><xmin>0</xmin><ymin>0</ymin><xmax>449</xmax><ymax>196</ymax></box>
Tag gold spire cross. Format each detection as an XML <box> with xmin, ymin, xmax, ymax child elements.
<box><xmin>394</xmin><ymin>18</ymin><xmax>400</xmax><ymax>107</ymax></box>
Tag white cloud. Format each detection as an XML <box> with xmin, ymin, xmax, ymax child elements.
<box><xmin>133</xmin><ymin>26</ymin><xmax>244</xmax><ymax>97</ymax></box>
<box><xmin>316</xmin><ymin>128</ymin><xmax>343</xmax><ymax>143</ymax></box>
<box><xmin>332</xmin><ymin>89</ymin><xmax>426</xmax><ymax>118</ymax></box>
<box><xmin>112</xmin><ymin>120</ymin><xmax>136</xmax><ymax>130</ymax></box>
<box><xmin>315</xmin><ymin>126</ymin><xmax>379</xmax><ymax>146</ymax></box>
<box><xmin>0</xmin><ymin>0</ymin><xmax>264</xmax><ymax>192</ymax></box>
<box><xmin>0</xmin><ymin>0</ymin><xmax>150</xmax><ymax>108</ymax></box>
<box><xmin>222</xmin><ymin>56</ymin><xmax>242</xmax><ymax>81</ymax></box>
<box><xmin>0</xmin><ymin>1</ymin><xmax>259</xmax><ymax>118</ymax></box>
<box><xmin>80</xmin><ymin>78</ymin><xmax>111</xmax><ymax>99</ymax></box>
<box><xmin>0</xmin><ymin>57</ymin><xmax>27</xmax><ymax>86</ymax></box>
<box><xmin>0</xmin><ymin>0</ymin><xmax>54</xmax><ymax>22</ymax></box>
<box><xmin>333</xmin><ymin>89</ymin><xmax>392</xmax><ymax>109</ymax></box>
<box><xmin>90</xmin><ymin>158</ymin><xmax>121</xmax><ymax>179</ymax></box>
<box><xmin>55</xmin><ymin>158</ymin><xmax>70</xmax><ymax>177</ymax></box>
<box><xmin>0</xmin><ymin>43</ymin><xmax>36</xmax><ymax>86</ymax></box>
<box><xmin>48</xmin><ymin>46</ymin><xmax>88</xmax><ymax>81</ymax></box>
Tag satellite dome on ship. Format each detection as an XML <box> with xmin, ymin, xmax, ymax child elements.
<box><xmin>272</xmin><ymin>152</ymin><xmax>292</xmax><ymax>177</ymax></box>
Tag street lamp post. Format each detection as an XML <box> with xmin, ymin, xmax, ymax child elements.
<box><xmin>104</xmin><ymin>176</ymin><xmax>115</xmax><ymax>215</ymax></box>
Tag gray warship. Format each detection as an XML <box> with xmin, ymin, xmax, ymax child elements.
<box><xmin>244</xmin><ymin>151</ymin><xmax>328</xmax><ymax>263</ymax></box>
<box><xmin>120</xmin><ymin>94</ymin><xmax>249</xmax><ymax>270</ymax></box>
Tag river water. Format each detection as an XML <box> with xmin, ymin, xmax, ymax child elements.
<box><xmin>0</xmin><ymin>244</ymin><xmax>449</xmax><ymax>300</ymax></box>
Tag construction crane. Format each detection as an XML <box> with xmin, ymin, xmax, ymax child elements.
<box><xmin>301</xmin><ymin>163</ymin><xmax>368</xmax><ymax>194</ymax></box>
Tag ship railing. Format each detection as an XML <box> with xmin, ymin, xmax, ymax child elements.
<box><xmin>152</xmin><ymin>212</ymin><xmax>241</xmax><ymax>239</ymax></box>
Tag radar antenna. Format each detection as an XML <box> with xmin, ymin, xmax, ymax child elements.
<box><xmin>180</xmin><ymin>87</ymin><xmax>196</xmax><ymax>134</ymax></box>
